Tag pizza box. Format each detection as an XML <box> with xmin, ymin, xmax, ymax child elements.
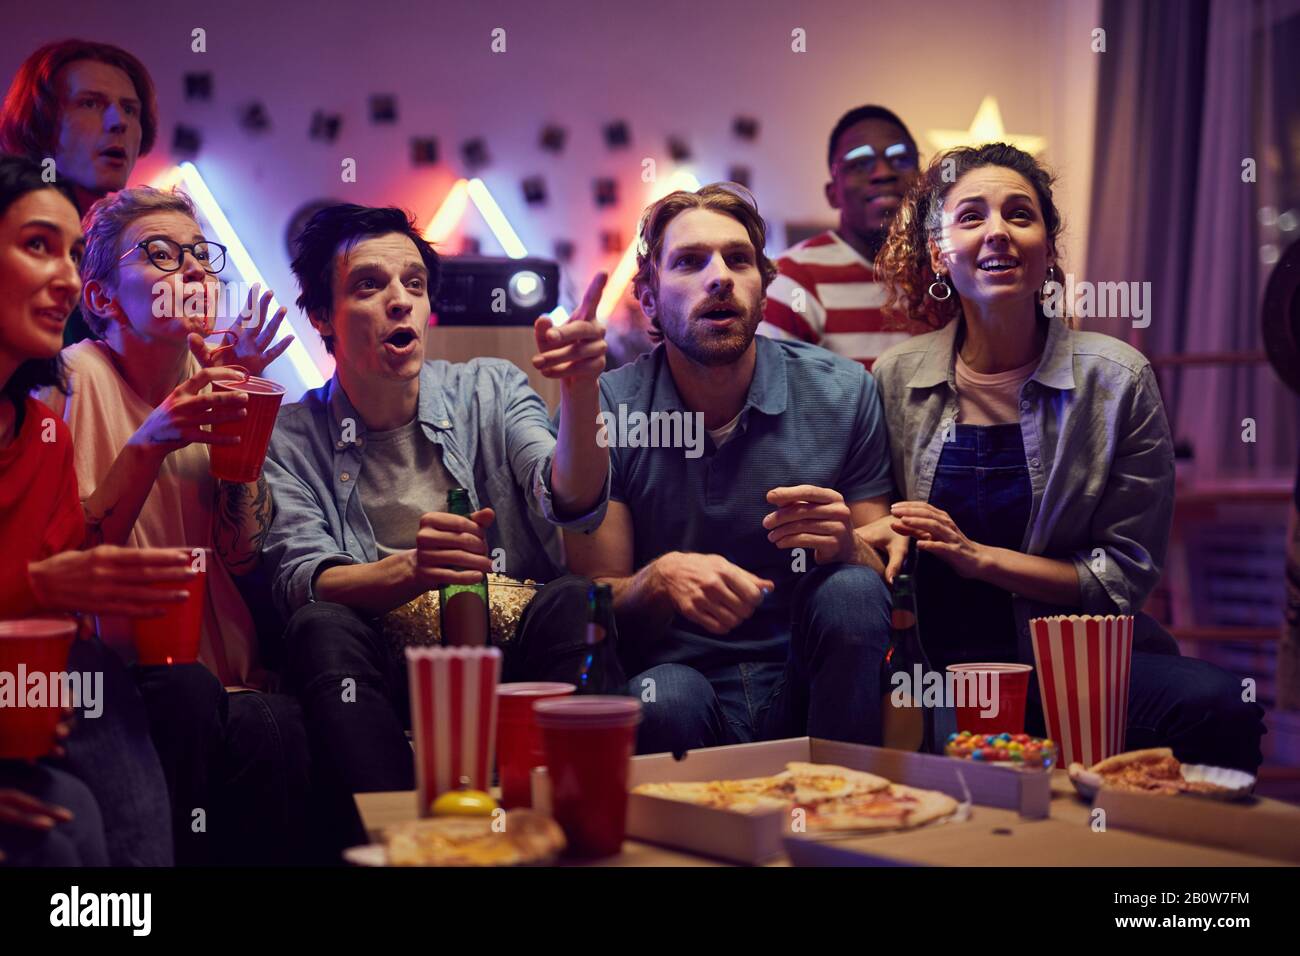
<box><xmin>1090</xmin><ymin>786</ymin><xmax>1300</xmax><ymax>863</ymax></box>
<box><xmin>782</xmin><ymin>774</ymin><xmax>1297</xmax><ymax>867</ymax></box>
<box><xmin>625</xmin><ymin>736</ymin><xmax>1051</xmax><ymax>865</ymax></box>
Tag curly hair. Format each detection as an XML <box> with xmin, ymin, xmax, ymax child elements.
<box><xmin>632</xmin><ymin>182</ymin><xmax>778</xmax><ymax>342</ymax></box>
<box><xmin>876</xmin><ymin>142</ymin><xmax>1063</xmax><ymax>330</ymax></box>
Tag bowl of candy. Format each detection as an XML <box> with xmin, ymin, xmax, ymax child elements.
<box><xmin>944</xmin><ymin>731</ymin><xmax>1057</xmax><ymax>770</ymax></box>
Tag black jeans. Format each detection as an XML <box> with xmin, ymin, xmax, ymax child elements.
<box><xmin>134</xmin><ymin>664</ymin><xmax>316</xmax><ymax>865</ymax></box>
<box><xmin>282</xmin><ymin>575</ymin><xmax>600</xmax><ymax>796</ymax></box>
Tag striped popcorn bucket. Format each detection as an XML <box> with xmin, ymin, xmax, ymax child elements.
<box><xmin>406</xmin><ymin>645</ymin><xmax>503</xmax><ymax>816</ymax></box>
<box><xmin>1029</xmin><ymin>615</ymin><xmax>1134</xmax><ymax>768</ymax></box>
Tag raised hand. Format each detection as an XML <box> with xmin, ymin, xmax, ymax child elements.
<box><xmin>532</xmin><ymin>272</ymin><xmax>608</xmax><ymax>386</ymax></box>
<box><xmin>188</xmin><ymin>283</ymin><xmax>294</xmax><ymax>377</ymax></box>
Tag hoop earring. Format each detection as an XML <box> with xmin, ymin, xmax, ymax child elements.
<box><xmin>927</xmin><ymin>273</ymin><xmax>952</xmax><ymax>301</ymax></box>
<box><xmin>1041</xmin><ymin>265</ymin><xmax>1058</xmax><ymax>295</ymax></box>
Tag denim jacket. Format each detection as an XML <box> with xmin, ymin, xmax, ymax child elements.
<box><xmin>262</xmin><ymin>358</ymin><xmax>609</xmax><ymax>619</ymax></box>
<box><xmin>871</xmin><ymin>316</ymin><xmax>1175</xmax><ymax>661</ymax></box>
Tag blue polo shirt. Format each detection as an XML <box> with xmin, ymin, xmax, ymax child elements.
<box><xmin>598</xmin><ymin>335</ymin><xmax>894</xmax><ymax>669</ymax></box>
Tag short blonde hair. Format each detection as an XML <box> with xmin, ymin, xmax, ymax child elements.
<box><xmin>80</xmin><ymin>186</ymin><xmax>198</xmax><ymax>337</ymax></box>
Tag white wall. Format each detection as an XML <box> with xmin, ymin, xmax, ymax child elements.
<box><xmin>3</xmin><ymin>0</ymin><xmax>1098</xmax><ymax>395</ymax></box>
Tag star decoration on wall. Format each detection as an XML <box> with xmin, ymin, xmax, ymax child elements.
<box><xmin>927</xmin><ymin>96</ymin><xmax>1046</xmax><ymax>155</ymax></box>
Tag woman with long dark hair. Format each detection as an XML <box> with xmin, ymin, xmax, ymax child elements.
<box><xmin>870</xmin><ymin>143</ymin><xmax>1264</xmax><ymax>771</ymax></box>
<box><xmin>0</xmin><ymin>154</ymin><xmax>191</xmax><ymax>864</ymax></box>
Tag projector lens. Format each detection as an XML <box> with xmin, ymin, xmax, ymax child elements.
<box><xmin>509</xmin><ymin>270</ymin><xmax>544</xmax><ymax>308</ymax></box>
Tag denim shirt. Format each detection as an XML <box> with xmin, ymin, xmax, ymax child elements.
<box><xmin>262</xmin><ymin>358</ymin><xmax>609</xmax><ymax>619</ymax></box>
<box><xmin>871</xmin><ymin>316</ymin><xmax>1175</xmax><ymax>662</ymax></box>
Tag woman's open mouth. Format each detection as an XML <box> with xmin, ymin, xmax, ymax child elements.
<box><xmin>978</xmin><ymin>255</ymin><xmax>1021</xmax><ymax>275</ymax></box>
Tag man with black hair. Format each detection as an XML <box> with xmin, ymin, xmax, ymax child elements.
<box><xmin>759</xmin><ymin>105</ymin><xmax>932</xmax><ymax>369</ymax></box>
<box><xmin>262</xmin><ymin>203</ymin><xmax>613</xmax><ymax>793</ymax></box>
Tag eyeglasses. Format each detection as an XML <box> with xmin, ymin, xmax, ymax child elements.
<box><xmin>836</xmin><ymin>142</ymin><xmax>919</xmax><ymax>176</ymax></box>
<box><xmin>118</xmin><ymin>235</ymin><xmax>227</xmax><ymax>274</ymax></box>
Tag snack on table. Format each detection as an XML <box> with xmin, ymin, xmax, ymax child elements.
<box><xmin>1078</xmin><ymin>748</ymin><xmax>1249</xmax><ymax>797</ymax></box>
<box><xmin>383</xmin><ymin>809</ymin><xmax>565</xmax><ymax>866</ymax></box>
<box><xmin>945</xmin><ymin>731</ymin><xmax>1057</xmax><ymax>769</ymax></box>
<box><xmin>632</xmin><ymin>761</ymin><xmax>958</xmax><ymax>833</ymax></box>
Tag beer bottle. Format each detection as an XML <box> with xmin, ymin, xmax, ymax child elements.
<box><xmin>576</xmin><ymin>583</ymin><xmax>614</xmax><ymax>694</ymax></box>
<box><xmin>880</xmin><ymin>539</ymin><xmax>935</xmax><ymax>752</ymax></box>
<box><xmin>438</xmin><ymin>487</ymin><xmax>490</xmax><ymax>647</ymax></box>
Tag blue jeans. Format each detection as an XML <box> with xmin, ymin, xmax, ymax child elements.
<box><xmin>58</xmin><ymin>636</ymin><xmax>172</xmax><ymax>866</ymax></box>
<box><xmin>0</xmin><ymin>763</ymin><xmax>108</xmax><ymax>867</ymax></box>
<box><xmin>626</xmin><ymin>564</ymin><xmax>892</xmax><ymax>755</ymax></box>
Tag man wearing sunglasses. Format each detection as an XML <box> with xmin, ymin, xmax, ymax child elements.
<box><xmin>40</xmin><ymin>185</ymin><xmax>321</xmax><ymax>864</ymax></box>
<box><xmin>759</xmin><ymin>105</ymin><xmax>933</xmax><ymax>370</ymax></box>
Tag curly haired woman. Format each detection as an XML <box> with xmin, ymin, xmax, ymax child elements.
<box><xmin>869</xmin><ymin>143</ymin><xmax>1264</xmax><ymax>772</ymax></box>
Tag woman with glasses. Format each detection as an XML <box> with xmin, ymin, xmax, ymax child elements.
<box><xmin>39</xmin><ymin>186</ymin><xmax>325</xmax><ymax>863</ymax></box>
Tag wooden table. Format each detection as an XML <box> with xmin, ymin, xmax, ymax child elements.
<box><xmin>353</xmin><ymin>773</ymin><xmax>1291</xmax><ymax>867</ymax></box>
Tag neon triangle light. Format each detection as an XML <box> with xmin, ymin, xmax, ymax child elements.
<box><xmin>150</xmin><ymin>162</ymin><xmax>324</xmax><ymax>388</ymax></box>
<box><xmin>596</xmin><ymin>169</ymin><xmax>701</xmax><ymax>320</ymax></box>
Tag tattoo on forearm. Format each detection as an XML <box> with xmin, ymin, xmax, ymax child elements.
<box><xmin>215</xmin><ymin>477</ymin><xmax>273</xmax><ymax>575</ymax></box>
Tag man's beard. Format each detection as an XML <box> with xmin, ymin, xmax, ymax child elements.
<box><xmin>662</xmin><ymin>301</ymin><xmax>760</xmax><ymax>367</ymax></box>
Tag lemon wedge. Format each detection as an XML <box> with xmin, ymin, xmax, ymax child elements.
<box><xmin>431</xmin><ymin>789</ymin><xmax>499</xmax><ymax>817</ymax></box>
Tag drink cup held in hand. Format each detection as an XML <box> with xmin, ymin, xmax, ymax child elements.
<box><xmin>0</xmin><ymin>619</ymin><xmax>75</xmax><ymax>759</ymax></box>
<box><xmin>946</xmin><ymin>662</ymin><xmax>1033</xmax><ymax>735</ymax></box>
<box><xmin>132</xmin><ymin>549</ymin><xmax>208</xmax><ymax>666</ymax></box>
<box><xmin>1030</xmin><ymin>614</ymin><xmax>1134</xmax><ymax>767</ymax></box>
<box><xmin>208</xmin><ymin>374</ymin><xmax>285</xmax><ymax>483</ymax></box>
<box><xmin>534</xmin><ymin>695</ymin><xmax>641</xmax><ymax>859</ymax></box>
<box><xmin>497</xmin><ymin>682</ymin><xmax>576</xmax><ymax>808</ymax></box>
<box><xmin>407</xmin><ymin>645</ymin><xmax>502</xmax><ymax>816</ymax></box>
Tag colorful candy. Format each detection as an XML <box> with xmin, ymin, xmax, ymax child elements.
<box><xmin>944</xmin><ymin>732</ymin><xmax>1057</xmax><ymax>769</ymax></box>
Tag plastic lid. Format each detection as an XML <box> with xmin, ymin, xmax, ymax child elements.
<box><xmin>498</xmin><ymin>682</ymin><xmax>577</xmax><ymax>697</ymax></box>
<box><xmin>945</xmin><ymin>662</ymin><xmax>1033</xmax><ymax>673</ymax></box>
<box><xmin>532</xmin><ymin>695</ymin><xmax>642</xmax><ymax>728</ymax></box>
<box><xmin>0</xmin><ymin>618</ymin><xmax>77</xmax><ymax>638</ymax></box>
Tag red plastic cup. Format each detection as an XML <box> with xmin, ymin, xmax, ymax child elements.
<box><xmin>534</xmin><ymin>696</ymin><xmax>641</xmax><ymax>859</ymax></box>
<box><xmin>132</xmin><ymin>555</ymin><xmax>207</xmax><ymax>666</ymax></box>
<box><xmin>0</xmin><ymin>619</ymin><xmax>75</xmax><ymax>759</ymax></box>
<box><xmin>947</xmin><ymin>663</ymin><xmax>1033</xmax><ymax>735</ymax></box>
<box><xmin>497</xmin><ymin>682</ymin><xmax>576</xmax><ymax>809</ymax></box>
<box><xmin>208</xmin><ymin>374</ymin><xmax>286</xmax><ymax>483</ymax></box>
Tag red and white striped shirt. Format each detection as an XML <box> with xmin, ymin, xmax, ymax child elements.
<box><xmin>759</xmin><ymin>230</ymin><xmax>931</xmax><ymax>370</ymax></box>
